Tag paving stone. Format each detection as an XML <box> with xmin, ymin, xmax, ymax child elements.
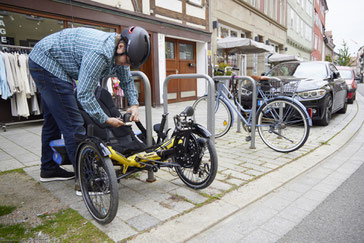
<box><xmin>221</xmin><ymin>169</ymin><xmax>254</xmax><ymax>181</ymax></box>
<box><xmin>278</xmin><ymin>204</ymin><xmax>310</xmax><ymax>223</ymax></box>
<box><xmin>291</xmin><ymin>196</ymin><xmax>321</xmax><ymax>212</ymax></box>
<box><xmin>116</xmin><ymin>202</ymin><xmax>144</xmax><ymax>221</ymax></box>
<box><xmin>0</xmin><ymin>158</ymin><xmax>24</xmax><ymax>171</ymax></box>
<box><xmin>158</xmin><ymin>195</ymin><xmax>195</xmax><ymax>213</ymax></box>
<box><xmin>226</xmin><ymin>178</ymin><xmax>245</xmax><ymax>186</ymax></box>
<box><xmin>126</xmin><ymin>213</ymin><xmax>161</xmax><ymax>231</ymax></box>
<box><xmin>0</xmin><ymin>152</ymin><xmax>12</xmax><ymax>161</ymax></box>
<box><xmin>11</xmin><ymin>152</ymin><xmax>40</xmax><ymax>164</ymax></box>
<box><xmin>208</xmin><ymin>179</ymin><xmax>233</xmax><ymax>191</ymax></box>
<box><xmin>260</xmin><ymin>216</ymin><xmax>296</xmax><ymax>236</ymax></box>
<box><xmin>170</xmin><ymin>187</ymin><xmax>207</xmax><ymax>204</ymax></box>
<box><xmin>242</xmin><ymin>228</ymin><xmax>280</xmax><ymax>243</ymax></box>
<box><xmin>134</xmin><ymin>199</ymin><xmax>179</xmax><ymax>221</ymax></box>
<box><xmin>94</xmin><ymin>216</ymin><xmax>137</xmax><ymax>242</ymax></box>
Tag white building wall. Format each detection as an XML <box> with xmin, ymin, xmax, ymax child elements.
<box><xmin>196</xmin><ymin>42</ymin><xmax>208</xmax><ymax>97</ymax></box>
<box><xmin>156</xmin><ymin>0</ymin><xmax>182</xmax><ymax>12</ymax></box>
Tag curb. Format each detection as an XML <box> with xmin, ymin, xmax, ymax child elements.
<box><xmin>130</xmin><ymin>94</ymin><xmax>364</xmax><ymax>242</ymax></box>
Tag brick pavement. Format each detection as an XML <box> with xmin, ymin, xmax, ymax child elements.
<box><xmin>0</xmin><ymin>93</ymin><xmax>361</xmax><ymax>242</ymax></box>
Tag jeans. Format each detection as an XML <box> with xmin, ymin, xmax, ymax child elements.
<box><xmin>28</xmin><ymin>59</ymin><xmax>86</xmax><ymax>171</ymax></box>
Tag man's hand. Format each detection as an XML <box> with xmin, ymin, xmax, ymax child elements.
<box><xmin>105</xmin><ymin>117</ymin><xmax>124</xmax><ymax>127</ymax></box>
<box><xmin>127</xmin><ymin>105</ymin><xmax>140</xmax><ymax>122</ymax></box>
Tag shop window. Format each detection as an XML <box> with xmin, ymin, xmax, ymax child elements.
<box><xmin>220</xmin><ymin>26</ymin><xmax>229</xmax><ymax>38</ymax></box>
<box><xmin>230</xmin><ymin>30</ymin><xmax>237</xmax><ymax>37</ymax></box>
<box><xmin>67</xmin><ymin>22</ymin><xmax>114</xmax><ymax>32</ymax></box>
<box><xmin>0</xmin><ymin>11</ymin><xmax>63</xmax><ymax>46</ymax></box>
<box><xmin>179</xmin><ymin>43</ymin><xmax>193</xmax><ymax>60</ymax></box>
<box><xmin>165</xmin><ymin>41</ymin><xmax>175</xmax><ymax>59</ymax></box>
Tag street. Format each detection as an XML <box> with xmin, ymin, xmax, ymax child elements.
<box><xmin>278</xmin><ymin>83</ymin><xmax>364</xmax><ymax>242</ymax></box>
<box><xmin>187</xmin><ymin>84</ymin><xmax>364</xmax><ymax>242</ymax></box>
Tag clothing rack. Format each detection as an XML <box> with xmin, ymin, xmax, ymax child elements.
<box><xmin>0</xmin><ymin>44</ymin><xmax>44</xmax><ymax>132</ymax></box>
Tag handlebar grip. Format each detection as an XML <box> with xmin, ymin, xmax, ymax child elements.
<box><xmin>216</xmin><ymin>68</ymin><xmax>225</xmax><ymax>73</ymax></box>
<box><xmin>181</xmin><ymin>106</ymin><xmax>194</xmax><ymax>117</ymax></box>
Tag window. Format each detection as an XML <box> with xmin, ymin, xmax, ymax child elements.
<box><xmin>264</xmin><ymin>0</ymin><xmax>269</xmax><ymax>14</ymax></box>
<box><xmin>290</xmin><ymin>8</ymin><xmax>294</xmax><ymax>29</ymax></box>
<box><xmin>220</xmin><ymin>26</ymin><xmax>229</xmax><ymax>38</ymax></box>
<box><xmin>314</xmin><ymin>34</ymin><xmax>318</xmax><ymax>50</ymax></box>
<box><xmin>179</xmin><ymin>43</ymin><xmax>194</xmax><ymax>60</ymax></box>
<box><xmin>165</xmin><ymin>41</ymin><xmax>175</xmax><ymax>59</ymax></box>
<box><xmin>230</xmin><ymin>30</ymin><xmax>237</xmax><ymax>37</ymax></box>
<box><xmin>0</xmin><ymin>11</ymin><xmax>64</xmax><ymax>46</ymax></box>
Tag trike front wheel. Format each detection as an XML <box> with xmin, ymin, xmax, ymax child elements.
<box><xmin>174</xmin><ymin>133</ymin><xmax>217</xmax><ymax>189</ymax></box>
<box><xmin>77</xmin><ymin>142</ymin><xmax>119</xmax><ymax>224</ymax></box>
<box><xmin>257</xmin><ymin>99</ymin><xmax>309</xmax><ymax>153</ymax></box>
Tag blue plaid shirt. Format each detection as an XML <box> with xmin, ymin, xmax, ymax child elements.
<box><xmin>29</xmin><ymin>27</ymin><xmax>139</xmax><ymax>124</ymax></box>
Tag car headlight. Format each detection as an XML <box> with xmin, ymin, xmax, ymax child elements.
<box><xmin>298</xmin><ymin>89</ymin><xmax>326</xmax><ymax>99</ymax></box>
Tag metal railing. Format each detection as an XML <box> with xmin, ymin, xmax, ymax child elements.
<box><xmin>210</xmin><ymin>75</ymin><xmax>258</xmax><ymax>149</ymax></box>
<box><xmin>162</xmin><ymin>74</ymin><xmax>216</xmax><ymax>142</ymax></box>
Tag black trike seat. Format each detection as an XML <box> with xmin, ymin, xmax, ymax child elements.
<box><xmin>77</xmin><ymin>86</ymin><xmax>147</xmax><ymax>156</ymax></box>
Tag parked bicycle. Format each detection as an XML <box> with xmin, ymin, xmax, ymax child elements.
<box><xmin>192</xmin><ymin>69</ymin><xmax>312</xmax><ymax>153</ymax></box>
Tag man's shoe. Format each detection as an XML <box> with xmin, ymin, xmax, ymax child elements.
<box><xmin>40</xmin><ymin>167</ymin><xmax>75</xmax><ymax>182</ymax></box>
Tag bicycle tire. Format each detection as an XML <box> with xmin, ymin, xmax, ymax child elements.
<box><xmin>174</xmin><ymin>133</ymin><xmax>217</xmax><ymax>189</ymax></box>
<box><xmin>77</xmin><ymin>142</ymin><xmax>119</xmax><ymax>224</ymax></box>
<box><xmin>257</xmin><ymin>99</ymin><xmax>309</xmax><ymax>153</ymax></box>
<box><xmin>192</xmin><ymin>96</ymin><xmax>232</xmax><ymax>138</ymax></box>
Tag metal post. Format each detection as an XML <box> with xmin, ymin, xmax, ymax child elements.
<box><xmin>163</xmin><ymin>74</ymin><xmax>215</xmax><ymax>142</ymax></box>
<box><xmin>237</xmin><ymin>77</ymin><xmax>257</xmax><ymax>149</ymax></box>
<box><xmin>102</xmin><ymin>72</ymin><xmax>155</xmax><ymax>182</ymax></box>
<box><xmin>211</xmin><ymin>76</ymin><xmax>257</xmax><ymax>149</ymax></box>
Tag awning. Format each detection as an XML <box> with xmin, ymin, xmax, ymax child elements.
<box><xmin>217</xmin><ymin>37</ymin><xmax>274</xmax><ymax>54</ymax></box>
<box><xmin>268</xmin><ymin>53</ymin><xmax>303</xmax><ymax>63</ymax></box>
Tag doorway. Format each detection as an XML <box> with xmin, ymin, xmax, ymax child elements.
<box><xmin>165</xmin><ymin>38</ymin><xmax>197</xmax><ymax>103</ymax></box>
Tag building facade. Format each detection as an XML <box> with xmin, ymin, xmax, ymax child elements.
<box><xmin>286</xmin><ymin>0</ymin><xmax>314</xmax><ymax>61</ymax></box>
<box><xmin>311</xmin><ymin>0</ymin><xmax>327</xmax><ymax>60</ymax></box>
<box><xmin>210</xmin><ymin>0</ymin><xmax>287</xmax><ymax>76</ymax></box>
<box><xmin>0</xmin><ymin>0</ymin><xmax>212</xmax><ymax>106</ymax></box>
<box><xmin>324</xmin><ymin>30</ymin><xmax>335</xmax><ymax>61</ymax></box>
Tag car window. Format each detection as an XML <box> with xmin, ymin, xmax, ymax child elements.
<box><xmin>267</xmin><ymin>62</ymin><xmax>328</xmax><ymax>79</ymax></box>
<box><xmin>338</xmin><ymin>70</ymin><xmax>354</xmax><ymax>79</ymax></box>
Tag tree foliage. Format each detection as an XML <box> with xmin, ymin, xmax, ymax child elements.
<box><xmin>336</xmin><ymin>41</ymin><xmax>354</xmax><ymax>66</ymax></box>
<box><xmin>325</xmin><ymin>53</ymin><xmax>332</xmax><ymax>62</ymax></box>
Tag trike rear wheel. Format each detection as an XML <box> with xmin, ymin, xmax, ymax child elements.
<box><xmin>77</xmin><ymin>142</ymin><xmax>119</xmax><ymax>224</ymax></box>
<box><xmin>174</xmin><ymin>133</ymin><xmax>217</xmax><ymax>189</ymax></box>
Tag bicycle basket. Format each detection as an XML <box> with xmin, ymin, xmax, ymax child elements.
<box><xmin>260</xmin><ymin>79</ymin><xmax>300</xmax><ymax>97</ymax></box>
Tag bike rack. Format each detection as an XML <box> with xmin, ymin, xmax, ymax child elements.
<box><xmin>162</xmin><ymin>74</ymin><xmax>215</xmax><ymax>143</ymax></box>
<box><xmin>212</xmin><ymin>76</ymin><xmax>258</xmax><ymax>149</ymax></box>
<box><xmin>102</xmin><ymin>71</ymin><xmax>155</xmax><ymax>182</ymax></box>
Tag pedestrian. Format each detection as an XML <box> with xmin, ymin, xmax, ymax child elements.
<box><xmin>28</xmin><ymin>26</ymin><xmax>151</xmax><ymax>183</ymax></box>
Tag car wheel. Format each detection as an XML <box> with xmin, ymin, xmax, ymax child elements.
<box><xmin>338</xmin><ymin>99</ymin><xmax>347</xmax><ymax>114</ymax></box>
<box><xmin>318</xmin><ymin>95</ymin><xmax>332</xmax><ymax>126</ymax></box>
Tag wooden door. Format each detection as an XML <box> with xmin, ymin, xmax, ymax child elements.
<box><xmin>165</xmin><ymin>38</ymin><xmax>197</xmax><ymax>103</ymax></box>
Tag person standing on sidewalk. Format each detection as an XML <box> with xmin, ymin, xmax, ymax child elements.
<box><xmin>28</xmin><ymin>26</ymin><xmax>151</xmax><ymax>182</ymax></box>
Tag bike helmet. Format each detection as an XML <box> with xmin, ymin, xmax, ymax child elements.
<box><xmin>119</xmin><ymin>26</ymin><xmax>151</xmax><ymax>68</ymax></box>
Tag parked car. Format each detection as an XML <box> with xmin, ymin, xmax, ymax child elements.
<box><xmin>265</xmin><ymin>61</ymin><xmax>348</xmax><ymax>126</ymax></box>
<box><xmin>336</xmin><ymin>66</ymin><xmax>357</xmax><ymax>104</ymax></box>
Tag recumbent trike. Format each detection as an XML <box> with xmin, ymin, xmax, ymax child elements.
<box><xmin>50</xmin><ymin>87</ymin><xmax>218</xmax><ymax>224</ymax></box>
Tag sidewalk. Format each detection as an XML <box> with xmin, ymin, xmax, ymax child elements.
<box><xmin>0</xmin><ymin>92</ymin><xmax>363</xmax><ymax>242</ymax></box>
